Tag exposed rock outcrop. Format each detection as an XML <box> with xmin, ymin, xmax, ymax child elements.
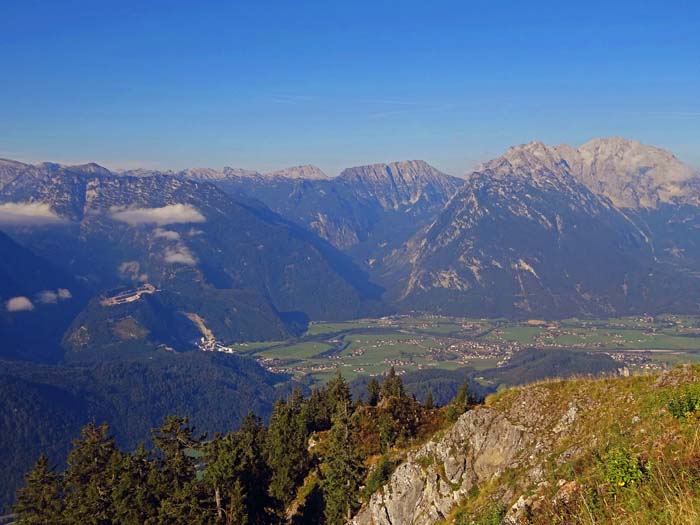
<box><xmin>556</xmin><ymin>137</ymin><xmax>698</xmax><ymax>209</ymax></box>
<box><xmin>351</xmin><ymin>380</ymin><xmax>617</xmax><ymax>525</ymax></box>
<box><xmin>338</xmin><ymin>160</ymin><xmax>463</xmax><ymax>211</ymax></box>
<box><xmin>265</xmin><ymin>164</ymin><xmax>329</xmax><ymax>180</ymax></box>
<box><xmin>352</xmin><ymin>408</ymin><xmax>532</xmax><ymax>525</ymax></box>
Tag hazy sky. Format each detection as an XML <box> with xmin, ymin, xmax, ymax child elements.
<box><xmin>2</xmin><ymin>0</ymin><xmax>699</xmax><ymax>176</ymax></box>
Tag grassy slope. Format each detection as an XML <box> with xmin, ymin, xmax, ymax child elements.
<box><xmin>447</xmin><ymin>366</ymin><xmax>700</xmax><ymax>524</ymax></box>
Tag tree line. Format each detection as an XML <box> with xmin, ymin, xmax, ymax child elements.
<box><xmin>14</xmin><ymin>368</ymin><xmax>474</xmax><ymax>525</ymax></box>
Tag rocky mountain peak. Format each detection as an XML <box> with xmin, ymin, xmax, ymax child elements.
<box><xmin>556</xmin><ymin>137</ymin><xmax>696</xmax><ymax>208</ymax></box>
<box><xmin>338</xmin><ymin>160</ymin><xmax>463</xmax><ymax>210</ymax></box>
<box><xmin>339</xmin><ymin>159</ymin><xmax>461</xmax><ymax>190</ymax></box>
<box><xmin>176</xmin><ymin>167</ymin><xmax>227</xmax><ymax>180</ymax></box>
<box><xmin>67</xmin><ymin>162</ymin><xmax>113</xmax><ymax>177</ymax></box>
<box><xmin>0</xmin><ymin>158</ymin><xmax>30</xmax><ymax>169</ymax></box>
<box><xmin>474</xmin><ymin>141</ymin><xmax>574</xmax><ymax>187</ymax></box>
<box><xmin>220</xmin><ymin>167</ymin><xmax>262</xmax><ymax>179</ymax></box>
<box><xmin>265</xmin><ymin>164</ymin><xmax>329</xmax><ymax>180</ymax></box>
<box><xmin>0</xmin><ymin>159</ymin><xmax>33</xmax><ymax>187</ymax></box>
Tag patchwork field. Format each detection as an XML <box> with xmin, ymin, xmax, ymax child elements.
<box><xmin>222</xmin><ymin>314</ymin><xmax>700</xmax><ymax>386</ymax></box>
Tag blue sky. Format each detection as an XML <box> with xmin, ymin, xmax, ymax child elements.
<box><xmin>1</xmin><ymin>0</ymin><xmax>699</xmax><ymax>175</ymax></box>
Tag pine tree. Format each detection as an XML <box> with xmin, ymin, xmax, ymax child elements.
<box><xmin>454</xmin><ymin>381</ymin><xmax>470</xmax><ymax>412</ymax></box>
<box><xmin>62</xmin><ymin>422</ymin><xmax>123</xmax><ymax>525</ymax></box>
<box><xmin>111</xmin><ymin>444</ymin><xmax>159</xmax><ymax>525</ymax></box>
<box><xmin>266</xmin><ymin>397</ymin><xmax>310</xmax><ymax>505</ymax></box>
<box><xmin>151</xmin><ymin>416</ymin><xmax>200</xmax><ymax>491</ymax></box>
<box><xmin>227</xmin><ymin>480</ymin><xmax>247</xmax><ymax>525</ymax></box>
<box><xmin>288</xmin><ymin>386</ymin><xmax>304</xmax><ymax>411</ymax></box>
<box><xmin>14</xmin><ymin>455</ymin><xmax>63</xmax><ymax>525</ymax></box>
<box><xmin>447</xmin><ymin>381</ymin><xmax>470</xmax><ymax>422</ymax></box>
<box><xmin>206</xmin><ymin>413</ymin><xmax>276</xmax><ymax>525</ymax></box>
<box><xmin>425</xmin><ymin>390</ymin><xmax>435</xmax><ymax>409</ymax></box>
<box><xmin>380</xmin><ymin>367</ymin><xmax>405</xmax><ymax>400</ymax></box>
<box><xmin>326</xmin><ymin>369</ymin><xmax>352</xmax><ymax>416</ymax></box>
<box><xmin>366</xmin><ymin>378</ymin><xmax>381</xmax><ymax>407</ymax></box>
<box><xmin>378</xmin><ymin>413</ymin><xmax>397</xmax><ymax>453</ymax></box>
<box><xmin>304</xmin><ymin>388</ymin><xmax>331</xmax><ymax>432</ymax></box>
<box><xmin>150</xmin><ymin>416</ymin><xmax>212</xmax><ymax>525</ymax></box>
<box><xmin>322</xmin><ymin>409</ymin><xmax>364</xmax><ymax>525</ymax></box>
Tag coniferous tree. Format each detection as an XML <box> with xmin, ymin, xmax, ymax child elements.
<box><xmin>326</xmin><ymin>369</ymin><xmax>352</xmax><ymax>416</ymax></box>
<box><xmin>206</xmin><ymin>413</ymin><xmax>276</xmax><ymax>525</ymax></box>
<box><xmin>446</xmin><ymin>381</ymin><xmax>471</xmax><ymax>422</ymax></box>
<box><xmin>237</xmin><ymin>413</ymin><xmax>277</xmax><ymax>524</ymax></box>
<box><xmin>204</xmin><ymin>434</ymin><xmax>228</xmax><ymax>523</ymax></box>
<box><xmin>454</xmin><ymin>381</ymin><xmax>470</xmax><ymax>411</ymax></box>
<box><xmin>378</xmin><ymin>413</ymin><xmax>397</xmax><ymax>453</ymax></box>
<box><xmin>151</xmin><ymin>416</ymin><xmax>200</xmax><ymax>490</ymax></box>
<box><xmin>14</xmin><ymin>455</ymin><xmax>63</xmax><ymax>525</ymax></box>
<box><xmin>150</xmin><ymin>416</ymin><xmax>212</xmax><ymax>525</ymax></box>
<box><xmin>425</xmin><ymin>390</ymin><xmax>435</xmax><ymax>409</ymax></box>
<box><xmin>62</xmin><ymin>422</ymin><xmax>122</xmax><ymax>525</ymax></box>
<box><xmin>288</xmin><ymin>386</ymin><xmax>304</xmax><ymax>411</ymax></box>
<box><xmin>322</xmin><ymin>409</ymin><xmax>364</xmax><ymax>525</ymax></box>
<box><xmin>227</xmin><ymin>480</ymin><xmax>247</xmax><ymax>525</ymax></box>
<box><xmin>111</xmin><ymin>444</ymin><xmax>159</xmax><ymax>525</ymax></box>
<box><xmin>380</xmin><ymin>367</ymin><xmax>405</xmax><ymax>400</ymax></box>
<box><xmin>366</xmin><ymin>378</ymin><xmax>381</xmax><ymax>407</ymax></box>
<box><xmin>304</xmin><ymin>388</ymin><xmax>331</xmax><ymax>432</ymax></box>
<box><xmin>266</xmin><ymin>396</ymin><xmax>311</xmax><ymax>505</ymax></box>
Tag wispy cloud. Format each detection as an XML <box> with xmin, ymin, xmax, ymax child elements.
<box><xmin>118</xmin><ymin>261</ymin><xmax>148</xmax><ymax>282</ymax></box>
<box><xmin>164</xmin><ymin>246</ymin><xmax>197</xmax><ymax>266</ymax></box>
<box><xmin>36</xmin><ymin>288</ymin><xmax>72</xmax><ymax>304</ymax></box>
<box><xmin>110</xmin><ymin>204</ymin><xmax>206</xmax><ymax>226</ymax></box>
<box><xmin>0</xmin><ymin>202</ymin><xmax>67</xmax><ymax>225</ymax></box>
<box><xmin>153</xmin><ymin>227</ymin><xmax>181</xmax><ymax>240</ymax></box>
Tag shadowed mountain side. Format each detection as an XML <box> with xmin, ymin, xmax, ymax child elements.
<box><xmin>0</xmin><ymin>351</ymin><xmax>296</xmax><ymax>513</ymax></box>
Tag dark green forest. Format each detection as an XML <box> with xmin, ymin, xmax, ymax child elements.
<box><xmin>13</xmin><ymin>369</ymin><xmax>470</xmax><ymax>525</ymax></box>
<box><xmin>0</xmin><ymin>346</ymin><xmax>619</xmax><ymax>515</ymax></box>
<box><xmin>0</xmin><ymin>352</ymin><xmax>292</xmax><ymax>514</ymax></box>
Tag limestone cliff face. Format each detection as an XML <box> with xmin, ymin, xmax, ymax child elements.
<box><xmin>384</xmin><ymin>144</ymin><xmax>659</xmax><ymax>318</ymax></box>
<box><xmin>351</xmin><ymin>380</ymin><xmax>596</xmax><ymax>525</ymax></box>
<box><xmin>352</xmin><ymin>367</ymin><xmax>700</xmax><ymax>525</ymax></box>
<box><xmin>556</xmin><ymin>137</ymin><xmax>698</xmax><ymax>209</ymax></box>
<box><xmin>350</xmin><ymin>380</ymin><xmax>607</xmax><ymax>525</ymax></box>
<box><xmin>265</xmin><ymin>164</ymin><xmax>329</xmax><ymax>180</ymax></box>
<box><xmin>337</xmin><ymin>160</ymin><xmax>463</xmax><ymax>212</ymax></box>
<box><xmin>352</xmin><ymin>408</ymin><xmax>532</xmax><ymax>525</ymax></box>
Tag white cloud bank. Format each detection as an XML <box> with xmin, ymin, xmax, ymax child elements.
<box><xmin>0</xmin><ymin>202</ymin><xmax>66</xmax><ymax>225</ymax></box>
<box><xmin>164</xmin><ymin>246</ymin><xmax>197</xmax><ymax>266</ymax></box>
<box><xmin>118</xmin><ymin>261</ymin><xmax>148</xmax><ymax>282</ymax></box>
<box><xmin>110</xmin><ymin>204</ymin><xmax>205</xmax><ymax>226</ymax></box>
<box><xmin>6</xmin><ymin>296</ymin><xmax>35</xmax><ymax>312</ymax></box>
<box><xmin>36</xmin><ymin>288</ymin><xmax>72</xmax><ymax>304</ymax></box>
<box><xmin>153</xmin><ymin>227</ymin><xmax>181</xmax><ymax>240</ymax></box>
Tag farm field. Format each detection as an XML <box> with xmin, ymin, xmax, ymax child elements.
<box><xmin>219</xmin><ymin>314</ymin><xmax>700</xmax><ymax>386</ymax></box>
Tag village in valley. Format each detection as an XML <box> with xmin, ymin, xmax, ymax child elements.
<box><xmin>204</xmin><ymin>314</ymin><xmax>700</xmax><ymax>386</ymax></box>
<box><xmin>95</xmin><ymin>283</ymin><xmax>700</xmax><ymax>385</ymax></box>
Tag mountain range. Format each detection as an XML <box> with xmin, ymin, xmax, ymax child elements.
<box><xmin>385</xmin><ymin>140</ymin><xmax>700</xmax><ymax>317</ymax></box>
<box><xmin>1</xmin><ymin>137</ymin><xmax>700</xmax><ymax>360</ymax></box>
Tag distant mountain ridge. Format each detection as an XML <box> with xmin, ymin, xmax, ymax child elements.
<box><xmin>384</xmin><ymin>139</ymin><xmax>700</xmax><ymax>317</ymax></box>
<box><xmin>196</xmin><ymin>159</ymin><xmax>464</xmax><ymax>254</ymax></box>
<box><xmin>2</xmin><ymin>136</ymin><xmax>700</xmax><ymax>331</ymax></box>
<box><xmin>557</xmin><ymin>137</ymin><xmax>698</xmax><ymax>208</ymax></box>
<box><xmin>0</xmin><ymin>164</ymin><xmax>384</xmax><ymax>358</ymax></box>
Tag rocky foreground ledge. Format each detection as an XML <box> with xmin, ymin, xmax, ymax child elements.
<box><xmin>351</xmin><ymin>366</ymin><xmax>700</xmax><ymax>525</ymax></box>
